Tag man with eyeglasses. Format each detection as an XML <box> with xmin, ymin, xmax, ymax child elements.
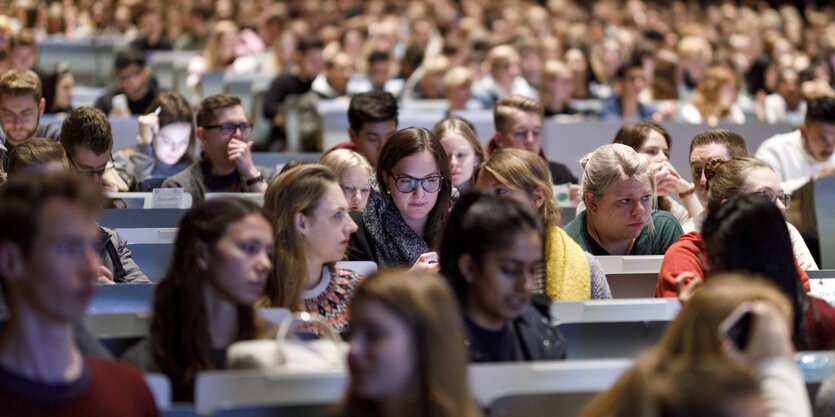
<box><xmin>59</xmin><ymin>107</ymin><xmax>149</xmax><ymax>284</ymax></box>
<box><xmin>756</xmin><ymin>96</ymin><xmax>835</xmax><ymax>194</ymax></box>
<box><xmin>0</xmin><ymin>69</ymin><xmax>61</xmax><ymax>171</ymax></box>
<box><xmin>163</xmin><ymin>94</ymin><xmax>275</xmax><ymax>202</ymax></box>
<box><xmin>94</xmin><ymin>48</ymin><xmax>161</xmax><ymax>117</ymax></box>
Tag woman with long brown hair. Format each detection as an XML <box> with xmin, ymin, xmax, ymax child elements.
<box><xmin>262</xmin><ymin>164</ymin><xmax>364</xmax><ymax>334</ymax></box>
<box><xmin>680</xmin><ymin>66</ymin><xmax>745</xmax><ymax>126</ymax></box>
<box><xmin>347</xmin><ymin>127</ymin><xmax>453</xmax><ymax>271</ymax></box>
<box><xmin>341</xmin><ymin>269</ymin><xmax>482</xmax><ymax>417</ymax></box>
<box><xmin>122</xmin><ymin>198</ymin><xmax>274</xmax><ymax>401</ymax></box>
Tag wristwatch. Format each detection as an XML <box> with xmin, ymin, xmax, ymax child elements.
<box><xmin>245</xmin><ymin>173</ymin><xmax>264</xmax><ymax>186</ymax></box>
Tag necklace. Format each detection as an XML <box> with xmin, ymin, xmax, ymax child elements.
<box><xmin>587</xmin><ymin>216</ymin><xmax>635</xmax><ymax>255</ymax></box>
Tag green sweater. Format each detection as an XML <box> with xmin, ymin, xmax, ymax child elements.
<box><xmin>564</xmin><ymin>210</ymin><xmax>683</xmax><ymax>256</ymax></box>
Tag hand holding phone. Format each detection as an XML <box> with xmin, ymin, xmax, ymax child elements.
<box><xmin>719</xmin><ymin>303</ymin><xmax>753</xmax><ymax>350</ymax></box>
<box><xmin>719</xmin><ymin>301</ymin><xmax>793</xmax><ymax>364</ymax></box>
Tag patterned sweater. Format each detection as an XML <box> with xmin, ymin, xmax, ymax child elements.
<box><xmin>302</xmin><ymin>266</ymin><xmax>365</xmax><ymax>334</ymax></box>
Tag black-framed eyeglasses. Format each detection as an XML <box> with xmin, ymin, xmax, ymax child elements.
<box><xmin>203</xmin><ymin>122</ymin><xmax>253</xmax><ymax>136</ymax></box>
<box><xmin>69</xmin><ymin>154</ymin><xmax>113</xmax><ymax>177</ymax></box>
<box><xmin>392</xmin><ymin>174</ymin><xmax>443</xmax><ymax>193</ymax></box>
<box><xmin>753</xmin><ymin>190</ymin><xmax>791</xmax><ymax>209</ymax></box>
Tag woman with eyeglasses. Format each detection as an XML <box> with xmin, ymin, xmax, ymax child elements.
<box><xmin>656</xmin><ymin>156</ymin><xmax>816</xmax><ymax>298</ymax></box>
<box><xmin>347</xmin><ymin>127</ymin><xmax>453</xmax><ymax>272</ymax></box>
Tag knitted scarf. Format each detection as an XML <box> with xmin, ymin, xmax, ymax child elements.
<box><xmin>545</xmin><ymin>225</ymin><xmax>591</xmax><ymax>300</ymax></box>
<box><xmin>362</xmin><ymin>187</ymin><xmax>430</xmax><ymax>268</ymax></box>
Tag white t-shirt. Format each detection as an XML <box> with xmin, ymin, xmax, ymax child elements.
<box><xmin>755</xmin><ymin>129</ymin><xmax>835</xmax><ymax>194</ymax></box>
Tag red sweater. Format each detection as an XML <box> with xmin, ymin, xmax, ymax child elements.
<box><xmin>655</xmin><ymin>231</ymin><xmax>810</xmax><ymax>297</ymax></box>
<box><xmin>806</xmin><ymin>296</ymin><xmax>835</xmax><ymax>350</ymax></box>
<box><xmin>0</xmin><ymin>357</ymin><xmax>158</xmax><ymax>417</ymax></box>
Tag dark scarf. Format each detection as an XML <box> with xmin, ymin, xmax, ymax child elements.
<box><xmin>362</xmin><ymin>186</ymin><xmax>430</xmax><ymax>268</ymax></box>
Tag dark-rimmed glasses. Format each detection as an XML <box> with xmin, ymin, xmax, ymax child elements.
<box><xmin>203</xmin><ymin>122</ymin><xmax>253</xmax><ymax>137</ymax></box>
<box><xmin>392</xmin><ymin>174</ymin><xmax>443</xmax><ymax>193</ymax></box>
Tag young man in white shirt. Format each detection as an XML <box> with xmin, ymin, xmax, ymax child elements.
<box><xmin>756</xmin><ymin>97</ymin><xmax>835</xmax><ymax>194</ymax></box>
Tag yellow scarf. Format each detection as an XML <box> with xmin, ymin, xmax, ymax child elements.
<box><xmin>545</xmin><ymin>225</ymin><xmax>591</xmax><ymax>300</ymax></box>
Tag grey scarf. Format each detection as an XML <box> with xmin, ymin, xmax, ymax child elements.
<box><xmin>362</xmin><ymin>187</ymin><xmax>430</xmax><ymax>268</ymax></box>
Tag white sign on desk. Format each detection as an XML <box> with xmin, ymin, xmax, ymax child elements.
<box><xmin>151</xmin><ymin>188</ymin><xmax>191</xmax><ymax>208</ymax></box>
<box><xmin>809</xmin><ymin>279</ymin><xmax>835</xmax><ymax>306</ymax></box>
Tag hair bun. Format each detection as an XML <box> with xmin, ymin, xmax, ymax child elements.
<box><xmin>579</xmin><ymin>153</ymin><xmax>592</xmax><ymax>170</ymax></box>
<box><xmin>702</xmin><ymin>157</ymin><xmax>726</xmax><ymax>190</ymax></box>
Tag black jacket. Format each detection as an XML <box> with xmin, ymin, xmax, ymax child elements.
<box><xmin>466</xmin><ymin>304</ymin><xmax>566</xmax><ymax>363</ymax></box>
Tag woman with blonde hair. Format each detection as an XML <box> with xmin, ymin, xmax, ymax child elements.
<box><xmin>581</xmin><ymin>274</ymin><xmax>811</xmax><ymax>417</ymax></box>
<box><xmin>540</xmin><ymin>60</ymin><xmax>583</xmax><ymax>118</ymax></box>
<box><xmin>433</xmin><ymin>117</ymin><xmax>484</xmax><ymax>193</ymax></box>
<box><xmin>187</xmin><ymin>20</ymin><xmax>257</xmax><ymax>101</ymax></box>
<box><xmin>262</xmin><ymin>164</ymin><xmax>364</xmax><ymax>333</ymax></box>
<box><xmin>342</xmin><ymin>269</ymin><xmax>482</xmax><ymax>417</ymax></box>
<box><xmin>613</xmin><ymin>121</ymin><xmax>701</xmax><ymax>231</ymax></box>
<box><xmin>475</xmin><ymin>149</ymin><xmax>610</xmax><ymax>301</ymax></box>
<box><xmin>320</xmin><ymin>149</ymin><xmax>374</xmax><ymax>211</ymax></box>
<box><xmin>680</xmin><ymin>66</ymin><xmax>745</xmax><ymax>126</ymax></box>
<box><xmin>564</xmin><ymin>144</ymin><xmax>683</xmax><ymax>256</ymax></box>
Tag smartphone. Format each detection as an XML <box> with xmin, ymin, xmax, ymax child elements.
<box><xmin>719</xmin><ymin>303</ymin><xmax>753</xmax><ymax>350</ymax></box>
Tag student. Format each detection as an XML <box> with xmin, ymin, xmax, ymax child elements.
<box><xmin>471</xmin><ymin>45</ymin><xmax>538</xmax><ymax>108</ymax></box>
<box><xmin>613</xmin><ymin>121</ymin><xmax>702</xmax><ymax>231</ymax></box>
<box><xmin>347</xmin><ymin>127</ymin><xmax>452</xmax><ymax>270</ymax></box>
<box><xmin>755</xmin><ymin>96</ymin><xmax>835</xmax><ymax>194</ymax></box>
<box><xmin>94</xmin><ymin>48</ymin><xmax>161</xmax><ymax>117</ymax></box>
<box><xmin>41</xmin><ymin>63</ymin><xmax>74</xmax><ymax>115</ymax></box>
<box><xmin>476</xmin><ymin>149</ymin><xmax>611</xmax><ymax>300</ymax></box>
<box><xmin>0</xmin><ymin>69</ymin><xmax>61</xmax><ymax>170</ymax></box>
<box><xmin>262</xmin><ymin>164</ymin><xmax>364</xmax><ymax>333</ymax></box>
<box><xmin>186</xmin><ymin>21</ymin><xmax>257</xmax><ymax>103</ymax></box>
<box><xmin>162</xmin><ymin>94</ymin><xmax>275</xmax><ymax>203</ymax></box>
<box><xmin>342</xmin><ymin>270</ymin><xmax>482</xmax><ymax>417</ymax></box>
<box><xmin>541</xmin><ymin>60</ymin><xmax>582</xmax><ymax>118</ymax></box>
<box><xmin>0</xmin><ymin>173</ymin><xmax>158</xmax><ymax>415</ymax></box>
<box><xmin>326</xmin><ymin>91</ymin><xmax>399</xmax><ymax>167</ymax></box>
<box><xmin>320</xmin><ymin>149</ymin><xmax>374</xmax><ymax>211</ymax></box>
<box><xmin>486</xmin><ymin>95</ymin><xmax>578</xmax><ymax>187</ymax></box>
<box><xmin>565</xmin><ymin>143</ymin><xmax>683</xmax><ymax>255</ymax></box>
<box><xmin>433</xmin><ymin>117</ymin><xmax>484</xmax><ymax>193</ymax></box>
<box><xmin>60</xmin><ymin>108</ymin><xmax>150</xmax><ymax>283</ymax></box>
<box><xmin>657</xmin><ymin>157</ymin><xmax>816</xmax><ymax>298</ymax></box>
<box><xmin>687</xmin><ymin>128</ymin><xmax>749</xmax><ymax>214</ymax></box>
<box><xmin>598</xmin><ymin>59</ymin><xmax>657</xmax><ymax>121</ymax></box>
<box><xmin>262</xmin><ymin>36</ymin><xmax>325</xmax><ymax>150</ymax></box>
<box><xmin>113</xmin><ymin>92</ymin><xmax>197</xmax><ymax>185</ymax></box>
<box><xmin>60</xmin><ymin>106</ymin><xmax>133</xmax><ymax>192</ymax></box>
<box><xmin>679</xmin><ymin>66</ymin><xmax>745</xmax><ymax>126</ymax></box>
<box><xmin>7</xmin><ymin>137</ymin><xmax>68</xmax><ymax>175</ymax></box>
<box><xmin>122</xmin><ymin>198</ymin><xmax>275</xmax><ymax>401</ymax></box>
<box><xmin>312</xmin><ymin>51</ymin><xmax>355</xmax><ymax>99</ymax></box>
<box><xmin>702</xmin><ymin>194</ymin><xmax>834</xmax><ymax>350</ymax></box>
<box><xmin>438</xmin><ymin>192</ymin><xmax>566</xmax><ymax>362</ymax></box>
<box><xmin>582</xmin><ymin>274</ymin><xmax>811</xmax><ymax>417</ymax></box>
